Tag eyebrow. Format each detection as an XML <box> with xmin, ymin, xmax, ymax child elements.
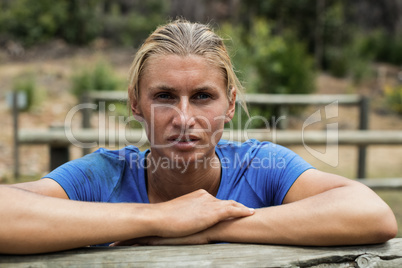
<box><xmin>148</xmin><ymin>85</ymin><xmax>219</xmax><ymax>94</ymax></box>
<box><xmin>149</xmin><ymin>85</ymin><xmax>177</xmax><ymax>93</ymax></box>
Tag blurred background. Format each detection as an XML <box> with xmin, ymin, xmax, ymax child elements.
<box><xmin>0</xmin><ymin>0</ymin><xmax>401</xmax><ymax>235</ymax></box>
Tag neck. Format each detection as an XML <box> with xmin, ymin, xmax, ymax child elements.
<box><xmin>146</xmin><ymin>153</ymin><xmax>221</xmax><ymax>203</ymax></box>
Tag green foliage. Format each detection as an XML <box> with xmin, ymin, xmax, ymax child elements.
<box><xmin>0</xmin><ymin>0</ymin><xmax>67</xmax><ymax>45</ymax></box>
<box><xmin>240</xmin><ymin>0</ymin><xmax>316</xmax><ymax>45</ymax></box>
<box><xmin>220</xmin><ymin>19</ymin><xmax>315</xmax><ymax>128</ymax></box>
<box><xmin>384</xmin><ymin>84</ymin><xmax>402</xmax><ymax>115</ymax></box>
<box><xmin>317</xmin><ymin>3</ymin><xmax>372</xmax><ymax>82</ymax></box>
<box><xmin>325</xmin><ymin>31</ymin><xmax>374</xmax><ymax>83</ymax></box>
<box><xmin>0</xmin><ymin>0</ymin><xmax>101</xmax><ymax>46</ymax></box>
<box><xmin>61</xmin><ymin>0</ymin><xmax>102</xmax><ymax>45</ymax></box>
<box><xmin>222</xmin><ymin>19</ymin><xmax>315</xmax><ymax>95</ymax></box>
<box><xmin>359</xmin><ymin>30</ymin><xmax>402</xmax><ymax>66</ymax></box>
<box><xmin>102</xmin><ymin>1</ymin><xmax>168</xmax><ymax>47</ymax></box>
<box><xmin>71</xmin><ymin>61</ymin><xmax>122</xmax><ymax>98</ymax></box>
<box><xmin>240</xmin><ymin>0</ymin><xmax>396</xmax><ymax>81</ymax></box>
<box><xmin>0</xmin><ymin>0</ymin><xmax>167</xmax><ymax>47</ymax></box>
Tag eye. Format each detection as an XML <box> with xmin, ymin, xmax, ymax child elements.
<box><xmin>194</xmin><ymin>93</ymin><xmax>211</xmax><ymax>100</ymax></box>
<box><xmin>156</xmin><ymin>93</ymin><xmax>172</xmax><ymax>100</ymax></box>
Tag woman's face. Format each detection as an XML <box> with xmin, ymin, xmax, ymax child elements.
<box><xmin>132</xmin><ymin>54</ymin><xmax>235</xmax><ymax>164</ymax></box>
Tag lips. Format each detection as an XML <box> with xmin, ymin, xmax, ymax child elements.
<box><xmin>167</xmin><ymin>134</ymin><xmax>200</xmax><ymax>142</ymax></box>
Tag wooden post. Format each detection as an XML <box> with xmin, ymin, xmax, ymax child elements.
<box><xmin>278</xmin><ymin>105</ymin><xmax>289</xmax><ymax>130</ymax></box>
<box><xmin>81</xmin><ymin>92</ymin><xmax>91</xmax><ymax>156</ymax></box>
<box><xmin>357</xmin><ymin>96</ymin><xmax>369</xmax><ymax>179</ymax></box>
<box><xmin>49</xmin><ymin>126</ymin><xmax>70</xmax><ymax>171</ymax></box>
<box><xmin>12</xmin><ymin>91</ymin><xmax>20</xmax><ymax>180</ymax></box>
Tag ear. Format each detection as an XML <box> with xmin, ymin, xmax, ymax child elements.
<box><xmin>224</xmin><ymin>88</ymin><xmax>236</xmax><ymax>123</ymax></box>
<box><xmin>131</xmin><ymin>98</ymin><xmax>145</xmax><ymax>122</ymax></box>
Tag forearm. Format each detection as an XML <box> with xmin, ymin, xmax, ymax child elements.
<box><xmin>0</xmin><ymin>186</ymin><xmax>155</xmax><ymax>254</ymax></box>
<box><xmin>209</xmin><ymin>185</ymin><xmax>397</xmax><ymax>246</ymax></box>
<box><xmin>0</xmin><ymin>186</ymin><xmax>254</xmax><ymax>254</ymax></box>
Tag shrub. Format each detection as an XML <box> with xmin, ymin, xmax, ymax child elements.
<box><xmin>220</xmin><ymin>18</ymin><xmax>315</xmax><ymax>128</ymax></box>
<box><xmin>71</xmin><ymin>60</ymin><xmax>122</xmax><ymax>98</ymax></box>
<box><xmin>359</xmin><ymin>29</ymin><xmax>402</xmax><ymax>66</ymax></box>
<box><xmin>101</xmin><ymin>1</ymin><xmax>168</xmax><ymax>47</ymax></box>
<box><xmin>325</xmin><ymin>30</ymin><xmax>374</xmax><ymax>83</ymax></box>
<box><xmin>221</xmin><ymin>18</ymin><xmax>315</xmax><ymax>95</ymax></box>
<box><xmin>0</xmin><ymin>0</ymin><xmax>101</xmax><ymax>46</ymax></box>
<box><xmin>384</xmin><ymin>84</ymin><xmax>402</xmax><ymax>115</ymax></box>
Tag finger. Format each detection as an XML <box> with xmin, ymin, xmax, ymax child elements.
<box><xmin>221</xmin><ymin>200</ymin><xmax>255</xmax><ymax>218</ymax></box>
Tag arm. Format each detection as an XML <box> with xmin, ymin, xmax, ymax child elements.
<box><xmin>208</xmin><ymin>170</ymin><xmax>397</xmax><ymax>246</ymax></box>
<box><xmin>123</xmin><ymin>169</ymin><xmax>397</xmax><ymax>246</ymax></box>
<box><xmin>0</xmin><ymin>180</ymin><xmax>254</xmax><ymax>254</ymax></box>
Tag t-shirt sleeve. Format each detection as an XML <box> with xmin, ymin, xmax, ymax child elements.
<box><xmin>243</xmin><ymin>141</ymin><xmax>314</xmax><ymax>206</ymax></box>
<box><xmin>262</xmin><ymin>143</ymin><xmax>314</xmax><ymax>206</ymax></box>
<box><xmin>42</xmin><ymin>151</ymin><xmax>125</xmax><ymax>202</ymax></box>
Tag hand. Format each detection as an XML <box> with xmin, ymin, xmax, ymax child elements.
<box><xmin>111</xmin><ymin>189</ymin><xmax>254</xmax><ymax>246</ymax></box>
<box><xmin>149</xmin><ymin>189</ymin><xmax>253</xmax><ymax>238</ymax></box>
<box><xmin>111</xmin><ymin>213</ymin><xmax>238</xmax><ymax>247</ymax></box>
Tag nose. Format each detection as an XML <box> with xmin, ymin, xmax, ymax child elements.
<box><xmin>172</xmin><ymin>97</ymin><xmax>195</xmax><ymax>129</ymax></box>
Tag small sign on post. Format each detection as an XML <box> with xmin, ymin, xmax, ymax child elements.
<box><xmin>6</xmin><ymin>91</ymin><xmax>28</xmax><ymax>110</ymax></box>
<box><xmin>7</xmin><ymin>91</ymin><xmax>28</xmax><ymax>180</ymax></box>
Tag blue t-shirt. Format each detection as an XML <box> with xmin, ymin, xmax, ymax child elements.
<box><xmin>45</xmin><ymin>139</ymin><xmax>313</xmax><ymax>208</ymax></box>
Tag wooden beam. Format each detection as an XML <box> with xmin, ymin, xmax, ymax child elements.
<box><xmin>1</xmin><ymin>239</ymin><xmax>401</xmax><ymax>267</ymax></box>
<box><xmin>18</xmin><ymin>129</ymin><xmax>402</xmax><ymax>146</ymax></box>
<box><xmin>18</xmin><ymin>128</ymin><xmax>147</xmax><ymax>146</ymax></box>
<box><xmin>222</xmin><ymin>130</ymin><xmax>402</xmax><ymax>146</ymax></box>
<box><xmin>87</xmin><ymin>91</ymin><xmax>128</xmax><ymax>102</ymax></box>
<box><xmin>243</xmin><ymin>93</ymin><xmax>361</xmax><ymax>105</ymax></box>
<box><xmin>360</xmin><ymin>178</ymin><xmax>402</xmax><ymax>190</ymax></box>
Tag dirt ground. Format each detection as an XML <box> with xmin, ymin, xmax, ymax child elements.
<box><xmin>0</xmin><ymin>41</ymin><xmax>401</xmax><ymax>235</ymax></box>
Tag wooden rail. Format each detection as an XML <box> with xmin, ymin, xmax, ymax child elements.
<box><xmin>18</xmin><ymin>129</ymin><xmax>402</xmax><ymax>146</ymax></box>
<box><xmin>361</xmin><ymin>178</ymin><xmax>402</xmax><ymax>190</ymax></box>
<box><xmin>1</xmin><ymin>239</ymin><xmax>401</xmax><ymax>267</ymax></box>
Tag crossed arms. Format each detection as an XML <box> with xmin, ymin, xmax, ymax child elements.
<box><xmin>0</xmin><ymin>169</ymin><xmax>397</xmax><ymax>254</ymax></box>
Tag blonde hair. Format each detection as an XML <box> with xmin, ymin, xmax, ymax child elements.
<box><xmin>128</xmin><ymin>19</ymin><xmax>247</xmax><ymax>114</ymax></box>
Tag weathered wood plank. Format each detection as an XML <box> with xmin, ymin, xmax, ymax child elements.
<box><xmin>86</xmin><ymin>91</ymin><xmax>362</xmax><ymax>105</ymax></box>
<box><xmin>87</xmin><ymin>90</ymin><xmax>128</xmax><ymax>102</ymax></box>
<box><xmin>18</xmin><ymin>129</ymin><xmax>402</xmax><ymax>146</ymax></box>
<box><xmin>223</xmin><ymin>129</ymin><xmax>402</xmax><ymax>146</ymax></box>
<box><xmin>243</xmin><ymin>93</ymin><xmax>361</xmax><ymax>105</ymax></box>
<box><xmin>360</xmin><ymin>178</ymin><xmax>402</xmax><ymax>190</ymax></box>
<box><xmin>1</xmin><ymin>239</ymin><xmax>401</xmax><ymax>267</ymax></box>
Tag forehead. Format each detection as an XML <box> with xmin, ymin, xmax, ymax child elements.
<box><xmin>139</xmin><ymin>54</ymin><xmax>226</xmax><ymax>90</ymax></box>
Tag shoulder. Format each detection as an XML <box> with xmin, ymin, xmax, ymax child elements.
<box><xmin>44</xmin><ymin>146</ymin><xmax>147</xmax><ymax>201</ymax></box>
<box><xmin>54</xmin><ymin>146</ymin><xmax>133</xmax><ymax>173</ymax></box>
<box><xmin>92</xmin><ymin>145</ymin><xmax>142</xmax><ymax>160</ymax></box>
<box><xmin>217</xmin><ymin>138</ymin><xmax>313</xmax><ymax>180</ymax></box>
<box><xmin>217</xmin><ymin>139</ymin><xmax>295</xmax><ymax>158</ymax></box>
<box><xmin>216</xmin><ymin>139</ymin><xmax>313</xmax><ymax>206</ymax></box>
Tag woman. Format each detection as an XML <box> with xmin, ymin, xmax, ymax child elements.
<box><xmin>0</xmin><ymin>20</ymin><xmax>397</xmax><ymax>254</ymax></box>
